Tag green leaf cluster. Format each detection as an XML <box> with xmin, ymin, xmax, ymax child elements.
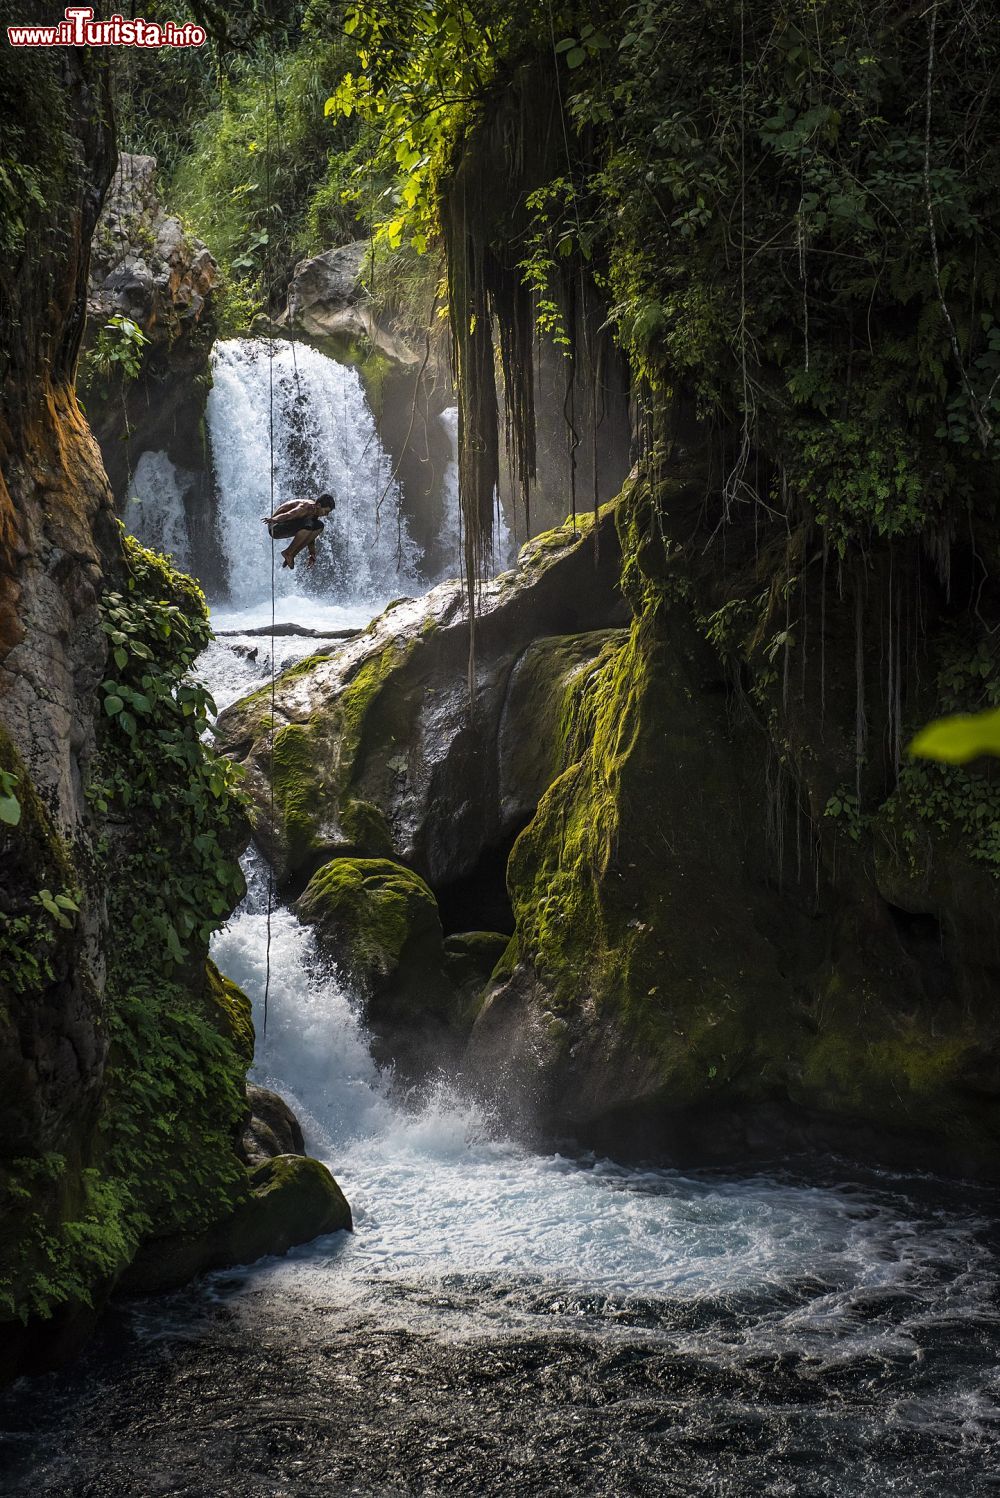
<box><xmin>0</xmin><ymin>533</ymin><xmax>254</xmax><ymax>1326</ymax></box>
<box><xmin>333</xmin><ymin>1</ymin><xmax>1000</xmax><ymax>558</ymax></box>
<box><xmin>89</xmin><ymin>529</ymin><xmax>248</xmax><ymax>970</ymax></box>
<box><xmin>77</xmin><ymin>316</ymin><xmax>150</xmax><ymax>394</ymax></box>
<box><xmin>171</xmin><ymin>34</ymin><xmax>366</xmax><ymax>306</ymax></box>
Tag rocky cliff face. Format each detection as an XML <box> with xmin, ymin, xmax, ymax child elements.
<box><xmin>83</xmin><ymin>153</ymin><xmax>224</xmax><ymax>589</ymax></box>
<box><xmin>0</xmin><ymin>40</ymin><xmax>121</xmax><ymax>1371</ymax></box>
<box><xmin>89</xmin><ymin>153</ymin><xmax>218</xmax><ymax>351</ymax></box>
<box><xmin>0</xmin><ymin>47</ymin><xmax>346</xmax><ymax>1381</ymax></box>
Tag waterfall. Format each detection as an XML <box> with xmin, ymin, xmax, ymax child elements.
<box><xmin>436</xmin><ymin>405</ymin><xmax>513</xmax><ymax>584</ymax></box>
<box><xmin>123</xmin><ymin>450</ymin><xmax>194</xmax><ymax>572</ymax></box>
<box><xmin>206</xmin><ymin>338</ymin><xmax>420</xmax><ymax>609</ymax></box>
<box><xmin>437</xmin><ymin>406</ymin><xmax>463</xmax><ymax>578</ymax></box>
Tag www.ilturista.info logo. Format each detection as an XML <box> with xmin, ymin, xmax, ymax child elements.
<box><xmin>7</xmin><ymin>6</ymin><xmax>206</xmax><ymax>47</ymax></box>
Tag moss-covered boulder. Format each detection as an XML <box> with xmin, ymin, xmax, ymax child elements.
<box><xmin>469</xmin><ymin>575</ymin><xmax>783</xmax><ymax>1129</ymax></box>
<box><xmin>216</xmin><ymin>503</ymin><xmax>628</xmax><ymax>893</ymax></box>
<box><xmin>119</xmin><ymin>1154</ymin><xmax>352</xmax><ymax>1295</ymax></box>
<box><xmin>465</xmin><ymin>472</ymin><xmax>1000</xmax><ymax>1176</ymax></box>
<box><xmin>497</xmin><ymin>630</ymin><xmax>628</xmax><ymax>828</ymax></box>
<box><xmin>296</xmin><ymin>857</ymin><xmax>455</xmax><ymax>1037</ymax></box>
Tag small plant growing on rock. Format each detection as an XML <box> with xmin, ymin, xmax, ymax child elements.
<box><xmin>78</xmin><ymin>314</ymin><xmax>149</xmax><ymax>392</ymax></box>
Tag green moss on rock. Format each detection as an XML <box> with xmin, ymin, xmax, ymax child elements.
<box><xmin>271</xmin><ymin>719</ymin><xmax>328</xmax><ymax>868</ymax></box>
<box><xmin>296</xmin><ymin>856</ymin><xmax>453</xmax><ymax>1026</ymax></box>
<box><xmin>340</xmin><ymin>797</ymin><xmax>394</xmax><ymax>856</ymax></box>
<box><xmin>479</xmin><ymin>475</ymin><xmax>1000</xmax><ymax>1163</ymax></box>
<box><xmin>236</xmin><ymin>640</ymin><xmax>417</xmax><ymax>882</ymax></box>
<box><xmin>504</xmin><ymin>589</ymin><xmax>774</xmax><ymax>1108</ymax></box>
<box><xmin>118</xmin><ymin>1153</ymin><xmax>352</xmax><ymax>1295</ymax></box>
<box><xmin>444</xmin><ymin>931</ymin><xmax>511</xmax><ymax>1024</ymax></box>
<box><xmin>499</xmin><ymin>631</ymin><xmax>628</xmax><ymax>823</ymax></box>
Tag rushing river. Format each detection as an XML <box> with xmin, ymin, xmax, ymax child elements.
<box><xmin>2</xmin><ymin>341</ymin><xmax>999</xmax><ymax>1495</ymax></box>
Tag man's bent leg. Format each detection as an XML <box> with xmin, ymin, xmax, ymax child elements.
<box><xmin>280</xmin><ymin>528</ymin><xmax>316</xmax><ymax>568</ymax></box>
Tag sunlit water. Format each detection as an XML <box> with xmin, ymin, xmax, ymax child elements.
<box><xmin>2</xmin><ymin>351</ymin><xmax>999</xmax><ymax>1495</ymax></box>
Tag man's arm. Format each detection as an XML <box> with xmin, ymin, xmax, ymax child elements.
<box><xmin>262</xmin><ymin>499</ymin><xmax>318</xmax><ymax>524</ymax></box>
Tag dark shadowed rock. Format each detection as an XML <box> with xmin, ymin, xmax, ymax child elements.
<box><xmin>241</xmin><ymin>1085</ymin><xmax>306</xmax><ymax>1165</ymax></box>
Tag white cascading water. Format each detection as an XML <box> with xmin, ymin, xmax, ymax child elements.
<box><xmin>206</xmin><ymin>338</ymin><xmax>420</xmax><ymax>627</ymax></box>
<box><xmin>437</xmin><ymin>404</ymin><xmax>514</xmax><ymax>583</ymax></box>
<box><xmin>124</xmin><ymin>449</ymin><xmax>194</xmax><ymax>572</ymax></box>
<box><xmin>436</xmin><ymin>406</ymin><xmax>464</xmax><ymax>577</ymax></box>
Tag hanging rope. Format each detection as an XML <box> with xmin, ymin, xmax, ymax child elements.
<box><xmin>261</xmin><ymin>51</ymin><xmax>278</xmax><ymax>1043</ymax></box>
<box><xmin>259</xmin><ymin>48</ymin><xmax>311</xmax><ymax>1042</ymax></box>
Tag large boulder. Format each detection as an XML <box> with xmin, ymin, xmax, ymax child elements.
<box><xmin>497</xmin><ymin>630</ymin><xmax>628</xmax><ymax>828</ymax></box>
<box><xmin>287</xmin><ymin>240</ymin><xmax>419</xmax><ymax>366</ymax></box>
<box><xmin>296</xmin><ymin>857</ymin><xmax>453</xmax><ymax>1024</ymax></box>
<box><xmin>119</xmin><ymin>1155</ymin><xmax>352</xmax><ymax>1295</ymax></box>
<box><xmin>295</xmin><ymin>857</ymin><xmax>460</xmax><ymax>1071</ymax></box>
<box><xmin>216</xmin><ymin>503</ymin><xmax>629</xmax><ymax>896</ymax></box>
<box><xmin>463</xmin><ymin>470</ymin><xmax>1000</xmax><ymax>1176</ymax></box>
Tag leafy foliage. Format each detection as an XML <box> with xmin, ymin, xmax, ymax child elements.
<box><xmin>0</xmin><ymin>535</ymin><xmax>253</xmax><ymax>1326</ymax></box>
<box><xmin>172</xmin><ymin>35</ymin><xmax>365</xmax><ymax>301</ymax></box>
<box><xmin>329</xmin><ymin>0</ymin><xmax>1000</xmax><ymax>561</ymax></box>
<box><xmin>90</xmin><ymin>530</ymin><xmax>247</xmax><ymax>970</ymax></box>
<box><xmin>0</xmin><ymin>768</ymin><xmax>20</xmax><ymax>827</ymax></box>
<box><xmin>78</xmin><ymin>315</ymin><xmax>150</xmax><ymax>393</ymax></box>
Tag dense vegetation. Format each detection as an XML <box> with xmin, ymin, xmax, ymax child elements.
<box><xmin>0</xmin><ymin>538</ymin><xmax>251</xmax><ymax>1323</ymax></box>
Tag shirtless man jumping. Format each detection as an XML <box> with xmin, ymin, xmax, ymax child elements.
<box><xmin>262</xmin><ymin>493</ymin><xmax>336</xmax><ymax>569</ymax></box>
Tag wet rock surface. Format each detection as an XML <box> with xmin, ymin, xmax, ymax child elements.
<box><xmin>241</xmin><ymin>1085</ymin><xmax>306</xmax><ymax>1165</ymax></box>
<box><xmin>296</xmin><ymin>856</ymin><xmax>460</xmax><ymax>1070</ymax></box>
<box><xmin>215</xmin><ymin>504</ymin><xmax>627</xmax><ymax>894</ymax></box>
